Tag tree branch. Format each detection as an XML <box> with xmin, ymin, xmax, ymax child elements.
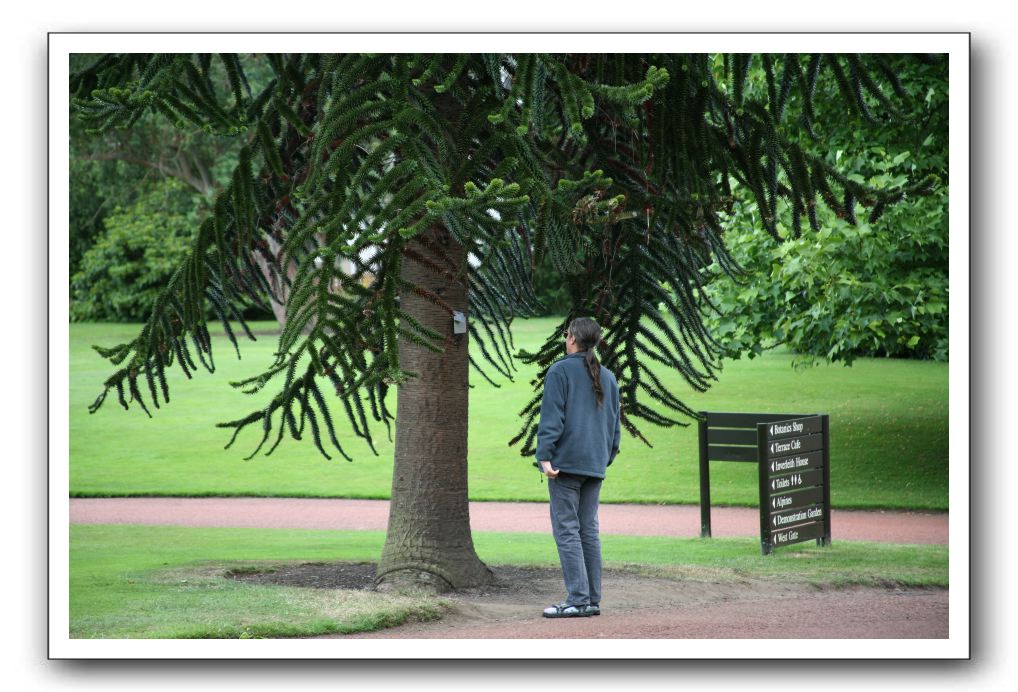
<box><xmin>82</xmin><ymin>150</ymin><xmax>214</xmax><ymax>196</ymax></box>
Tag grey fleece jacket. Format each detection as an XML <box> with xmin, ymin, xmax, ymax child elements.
<box><xmin>535</xmin><ymin>351</ymin><xmax>621</xmax><ymax>479</ymax></box>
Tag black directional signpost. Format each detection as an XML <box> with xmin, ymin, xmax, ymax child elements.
<box><xmin>757</xmin><ymin>415</ymin><xmax>831</xmax><ymax>555</ymax></box>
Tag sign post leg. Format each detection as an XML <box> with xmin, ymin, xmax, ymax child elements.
<box><xmin>698</xmin><ymin>414</ymin><xmax>711</xmax><ymax>538</ymax></box>
<box><xmin>757</xmin><ymin>422</ymin><xmax>772</xmax><ymax>556</ymax></box>
<box><xmin>821</xmin><ymin>414</ymin><xmax>832</xmax><ymax>547</ymax></box>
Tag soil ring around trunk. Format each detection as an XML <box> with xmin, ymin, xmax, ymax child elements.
<box><xmin>224</xmin><ymin>561</ymin><xmax>948</xmax><ymax>640</ymax></box>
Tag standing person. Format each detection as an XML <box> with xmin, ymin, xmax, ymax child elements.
<box><xmin>536</xmin><ymin>317</ymin><xmax>621</xmax><ymax>618</ymax></box>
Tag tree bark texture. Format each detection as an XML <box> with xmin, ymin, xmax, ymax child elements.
<box><xmin>375</xmin><ymin>224</ymin><xmax>493</xmax><ymax>592</ymax></box>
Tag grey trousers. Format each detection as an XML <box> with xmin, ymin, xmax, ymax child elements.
<box><xmin>548</xmin><ymin>471</ymin><xmax>603</xmax><ymax>606</ymax></box>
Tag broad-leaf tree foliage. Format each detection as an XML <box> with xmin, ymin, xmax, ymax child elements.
<box><xmin>68</xmin><ymin>55</ymin><xmax>279</xmax><ymax>315</ymax></box>
<box><xmin>71</xmin><ymin>54</ymin><xmax>936</xmax><ymax>588</ymax></box>
<box><xmin>72</xmin><ymin>53</ymin><xmax>936</xmax><ymax>455</ymax></box>
<box><xmin>699</xmin><ymin>55</ymin><xmax>948</xmax><ymax>365</ymax></box>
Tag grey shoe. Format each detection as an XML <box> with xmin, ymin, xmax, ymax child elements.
<box><xmin>587</xmin><ymin>603</ymin><xmax>600</xmax><ymax>616</ymax></box>
<box><xmin>542</xmin><ymin>603</ymin><xmax>593</xmax><ymax>618</ymax></box>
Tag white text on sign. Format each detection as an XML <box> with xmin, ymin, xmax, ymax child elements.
<box><xmin>769</xmin><ymin>420</ymin><xmax>804</xmax><ymax>437</ymax></box>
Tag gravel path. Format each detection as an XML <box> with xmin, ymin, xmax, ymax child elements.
<box><xmin>343</xmin><ymin>584</ymin><xmax>950</xmax><ymax>640</ymax></box>
<box><xmin>231</xmin><ymin>563</ymin><xmax>948</xmax><ymax>640</ymax></box>
<box><xmin>69</xmin><ymin>497</ymin><xmax>948</xmax><ymax>544</ymax></box>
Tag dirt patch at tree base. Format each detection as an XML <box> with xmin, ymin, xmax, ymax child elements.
<box><xmin>226</xmin><ymin>562</ymin><xmax>948</xmax><ymax>639</ymax></box>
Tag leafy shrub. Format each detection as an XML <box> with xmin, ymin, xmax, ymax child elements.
<box><xmin>701</xmin><ymin>182</ymin><xmax>948</xmax><ymax>366</ymax></box>
<box><xmin>70</xmin><ymin>178</ymin><xmax>207</xmax><ymax>322</ymax></box>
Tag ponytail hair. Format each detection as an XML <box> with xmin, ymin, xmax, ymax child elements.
<box><xmin>569</xmin><ymin>317</ymin><xmax>604</xmax><ymax>408</ymax></box>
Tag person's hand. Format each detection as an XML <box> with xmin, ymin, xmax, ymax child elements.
<box><xmin>540</xmin><ymin>461</ymin><xmax>559</xmax><ymax>478</ymax></box>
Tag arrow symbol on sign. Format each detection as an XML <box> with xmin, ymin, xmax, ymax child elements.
<box><xmin>770</xmin><ymin>443</ymin><xmax>775</xmax><ymax>454</ymax></box>
<box><xmin>770</xmin><ymin>461</ymin><xmax>775</xmax><ymax>472</ymax></box>
<box><xmin>771</xmin><ymin>479</ymin><xmax>776</xmax><ymax>490</ymax></box>
<box><xmin>769</xmin><ymin>425</ymin><xmax>774</xmax><ymax>436</ymax></box>
<box><xmin>772</xmin><ymin>498</ymin><xmax>776</xmax><ymax>508</ymax></box>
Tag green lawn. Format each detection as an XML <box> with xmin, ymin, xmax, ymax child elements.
<box><xmin>70</xmin><ymin>524</ymin><xmax>949</xmax><ymax>638</ymax></box>
<box><xmin>70</xmin><ymin>317</ymin><xmax>949</xmax><ymax>509</ymax></box>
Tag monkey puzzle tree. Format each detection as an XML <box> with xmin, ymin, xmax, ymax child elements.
<box><xmin>71</xmin><ymin>53</ymin><xmax>937</xmax><ymax>591</ymax></box>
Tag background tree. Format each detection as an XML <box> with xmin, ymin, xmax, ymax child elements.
<box><xmin>530</xmin><ymin>249</ymin><xmax>573</xmax><ymax>316</ymax></box>
<box><xmin>699</xmin><ymin>55</ymin><xmax>948</xmax><ymax>365</ymax></box>
<box><xmin>71</xmin><ymin>53</ymin><xmax>938</xmax><ymax>591</ymax></box>
<box><xmin>69</xmin><ymin>54</ymin><xmax>277</xmax><ymax>321</ymax></box>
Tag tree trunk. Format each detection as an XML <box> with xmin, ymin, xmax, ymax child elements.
<box><xmin>255</xmin><ymin>231</ymin><xmax>332</xmax><ymax>333</ymax></box>
<box><xmin>374</xmin><ymin>224</ymin><xmax>493</xmax><ymax>592</ymax></box>
<box><xmin>251</xmin><ymin>232</ymin><xmax>292</xmax><ymax>328</ymax></box>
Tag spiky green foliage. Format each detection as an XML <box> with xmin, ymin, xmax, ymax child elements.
<box><xmin>72</xmin><ymin>53</ymin><xmax>937</xmax><ymax>462</ymax></box>
<box><xmin>510</xmin><ymin>54</ymin><xmax>940</xmax><ymax>454</ymax></box>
